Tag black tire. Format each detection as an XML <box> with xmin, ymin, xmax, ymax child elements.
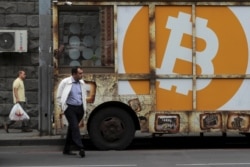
<box><xmin>89</xmin><ymin>107</ymin><xmax>135</xmax><ymax>150</ymax></box>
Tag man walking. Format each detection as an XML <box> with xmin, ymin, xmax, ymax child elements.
<box><xmin>4</xmin><ymin>70</ymin><xmax>32</xmax><ymax>133</ymax></box>
<box><xmin>56</xmin><ymin>66</ymin><xmax>87</xmax><ymax>158</ymax></box>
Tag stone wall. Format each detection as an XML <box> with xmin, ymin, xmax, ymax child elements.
<box><xmin>0</xmin><ymin>0</ymin><xmax>39</xmax><ymax>129</ymax></box>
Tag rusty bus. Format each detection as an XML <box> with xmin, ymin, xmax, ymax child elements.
<box><xmin>52</xmin><ymin>0</ymin><xmax>250</xmax><ymax>150</ymax></box>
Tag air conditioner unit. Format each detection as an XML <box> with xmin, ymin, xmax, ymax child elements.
<box><xmin>0</xmin><ymin>30</ymin><xmax>28</xmax><ymax>52</ymax></box>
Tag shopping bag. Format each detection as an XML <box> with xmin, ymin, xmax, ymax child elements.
<box><xmin>9</xmin><ymin>103</ymin><xmax>30</xmax><ymax>121</ymax></box>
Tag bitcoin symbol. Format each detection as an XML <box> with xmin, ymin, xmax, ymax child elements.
<box><xmin>156</xmin><ymin>12</ymin><xmax>218</xmax><ymax>95</ymax></box>
<box><xmin>123</xmin><ymin>6</ymin><xmax>248</xmax><ymax>110</ymax></box>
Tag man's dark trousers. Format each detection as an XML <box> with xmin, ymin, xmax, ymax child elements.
<box><xmin>63</xmin><ymin>104</ymin><xmax>84</xmax><ymax>152</ymax></box>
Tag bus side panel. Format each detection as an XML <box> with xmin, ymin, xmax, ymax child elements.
<box><xmin>152</xmin><ymin>6</ymin><xmax>250</xmax><ymax>133</ymax></box>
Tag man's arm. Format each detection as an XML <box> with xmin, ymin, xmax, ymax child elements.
<box><xmin>56</xmin><ymin>79</ymin><xmax>66</xmax><ymax>108</ymax></box>
<box><xmin>13</xmin><ymin>87</ymin><xmax>19</xmax><ymax>103</ymax></box>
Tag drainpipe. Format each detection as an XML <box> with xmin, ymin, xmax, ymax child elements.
<box><xmin>38</xmin><ymin>0</ymin><xmax>52</xmax><ymax>135</ymax></box>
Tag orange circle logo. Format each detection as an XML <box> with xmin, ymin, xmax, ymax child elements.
<box><xmin>123</xmin><ymin>6</ymin><xmax>248</xmax><ymax>110</ymax></box>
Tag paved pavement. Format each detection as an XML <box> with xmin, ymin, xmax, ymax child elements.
<box><xmin>0</xmin><ymin>128</ymin><xmax>153</xmax><ymax>147</ymax></box>
<box><xmin>0</xmin><ymin>128</ymin><xmax>66</xmax><ymax>146</ymax></box>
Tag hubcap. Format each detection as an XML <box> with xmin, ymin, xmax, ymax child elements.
<box><xmin>100</xmin><ymin>117</ymin><xmax>125</xmax><ymax>142</ymax></box>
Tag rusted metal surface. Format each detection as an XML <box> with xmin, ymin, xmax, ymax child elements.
<box><xmin>52</xmin><ymin>3</ymin><xmax>59</xmax><ymax>76</ymax></box>
<box><xmin>149</xmin><ymin>4</ymin><xmax>157</xmax><ymax>113</ymax></box>
<box><xmin>113</xmin><ymin>5</ymin><xmax>118</xmax><ymax>74</ymax></box>
<box><xmin>55</xmin><ymin>0</ymin><xmax>250</xmax><ymax>5</ymax></box>
<box><xmin>191</xmin><ymin>4</ymin><xmax>197</xmax><ymax>111</ymax></box>
<box><xmin>53</xmin><ymin>74</ymin><xmax>250</xmax><ymax>134</ymax></box>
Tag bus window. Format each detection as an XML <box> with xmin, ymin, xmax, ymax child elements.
<box><xmin>58</xmin><ymin>6</ymin><xmax>114</xmax><ymax>73</ymax></box>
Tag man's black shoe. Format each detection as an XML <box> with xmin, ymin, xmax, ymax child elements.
<box><xmin>79</xmin><ymin>149</ymin><xmax>85</xmax><ymax>158</ymax></box>
<box><xmin>63</xmin><ymin>151</ymin><xmax>77</xmax><ymax>155</ymax></box>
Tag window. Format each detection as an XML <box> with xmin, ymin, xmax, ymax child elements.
<box><xmin>58</xmin><ymin>6</ymin><xmax>114</xmax><ymax>72</ymax></box>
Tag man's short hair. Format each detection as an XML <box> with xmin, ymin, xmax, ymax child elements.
<box><xmin>71</xmin><ymin>66</ymin><xmax>80</xmax><ymax>75</ymax></box>
<box><xmin>18</xmin><ymin>70</ymin><xmax>24</xmax><ymax>76</ymax></box>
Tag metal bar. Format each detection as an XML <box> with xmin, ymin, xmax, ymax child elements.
<box><xmin>114</xmin><ymin>5</ymin><xmax>118</xmax><ymax>74</ymax></box>
<box><xmin>39</xmin><ymin>0</ymin><xmax>52</xmax><ymax>135</ymax></box>
<box><xmin>156</xmin><ymin>74</ymin><xmax>250</xmax><ymax>79</ymax></box>
<box><xmin>52</xmin><ymin>3</ymin><xmax>59</xmax><ymax>75</ymax></box>
<box><xmin>192</xmin><ymin>4</ymin><xmax>197</xmax><ymax>111</ymax></box>
<box><xmin>56</xmin><ymin>1</ymin><xmax>250</xmax><ymax>6</ymax></box>
<box><xmin>149</xmin><ymin>4</ymin><xmax>156</xmax><ymax>112</ymax></box>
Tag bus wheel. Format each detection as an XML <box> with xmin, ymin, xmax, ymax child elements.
<box><xmin>89</xmin><ymin>107</ymin><xmax>135</xmax><ymax>150</ymax></box>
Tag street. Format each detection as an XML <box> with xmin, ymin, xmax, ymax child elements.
<box><xmin>1</xmin><ymin>145</ymin><xmax>250</xmax><ymax>167</ymax></box>
<box><xmin>1</xmin><ymin>136</ymin><xmax>250</xmax><ymax>167</ymax></box>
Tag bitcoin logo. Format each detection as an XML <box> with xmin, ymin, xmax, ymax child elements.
<box><xmin>122</xmin><ymin>6</ymin><xmax>248</xmax><ymax>110</ymax></box>
<box><xmin>156</xmin><ymin>12</ymin><xmax>218</xmax><ymax>95</ymax></box>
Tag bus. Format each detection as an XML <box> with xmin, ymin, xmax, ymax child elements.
<box><xmin>52</xmin><ymin>0</ymin><xmax>250</xmax><ymax>150</ymax></box>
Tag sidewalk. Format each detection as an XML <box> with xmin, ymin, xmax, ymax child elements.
<box><xmin>0</xmin><ymin>129</ymin><xmax>152</xmax><ymax>146</ymax></box>
<box><xmin>0</xmin><ymin>129</ymin><xmax>66</xmax><ymax>146</ymax></box>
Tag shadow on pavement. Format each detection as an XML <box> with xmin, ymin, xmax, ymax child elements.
<box><xmin>127</xmin><ymin>136</ymin><xmax>250</xmax><ymax>150</ymax></box>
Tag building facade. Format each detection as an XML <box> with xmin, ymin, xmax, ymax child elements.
<box><xmin>0</xmin><ymin>0</ymin><xmax>51</xmax><ymax>133</ymax></box>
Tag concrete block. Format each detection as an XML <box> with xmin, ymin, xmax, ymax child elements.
<box><xmin>5</xmin><ymin>15</ymin><xmax>27</xmax><ymax>26</ymax></box>
<box><xmin>27</xmin><ymin>15</ymin><xmax>39</xmax><ymax>27</ymax></box>
<box><xmin>0</xmin><ymin>2</ymin><xmax>17</xmax><ymax>14</ymax></box>
<box><xmin>17</xmin><ymin>2</ymin><xmax>35</xmax><ymax>14</ymax></box>
<box><xmin>29</xmin><ymin>28</ymin><xmax>39</xmax><ymax>39</ymax></box>
<box><xmin>25</xmin><ymin>79</ymin><xmax>38</xmax><ymax>91</ymax></box>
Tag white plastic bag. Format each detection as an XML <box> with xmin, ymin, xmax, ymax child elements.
<box><xmin>9</xmin><ymin>103</ymin><xmax>30</xmax><ymax>121</ymax></box>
